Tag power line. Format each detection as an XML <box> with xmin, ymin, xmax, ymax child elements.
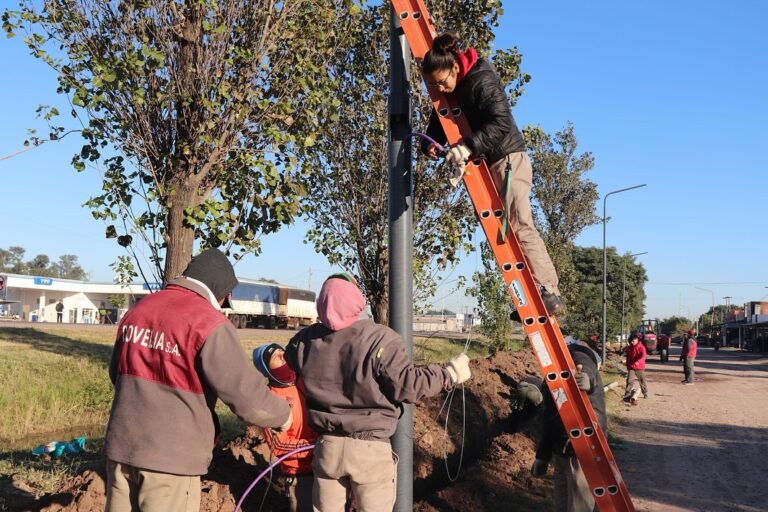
<box><xmin>648</xmin><ymin>281</ymin><xmax>767</xmax><ymax>285</ymax></box>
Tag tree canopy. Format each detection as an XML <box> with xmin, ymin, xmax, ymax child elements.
<box><xmin>3</xmin><ymin>0</ymin><xmax>351</xmax><ymax>281</ymax></box>
<box><xmin>299</xmin><ymin>0</ymin><xmax>530</xmax><ymax>323</ymax></box>
<box><xmin>0</xmin><ymin>246</ymin><xmax>88</xmax><ymax>280</ymax></box>
<box><xmin>565</xmin><ymin>247</ymin><xmax>648</xmax><ymax>341</ymax></box>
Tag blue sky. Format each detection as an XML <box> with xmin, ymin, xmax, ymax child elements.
<box><xmin>1</xmin><ymin>0</ymin><xmax>766</xmax><ymax>320</ymax></box>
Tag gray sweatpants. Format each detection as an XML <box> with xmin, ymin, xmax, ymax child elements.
<box><xmin>553</xmin><ymin>454</ymin><xmax>596</xmax><ymax>512</ymax></box>
<box><xmin>105</xmin><ymin>459</ymin><xmax>200</xmax><ymax>512</ymax></box>
<box><xmin>312</xmin><ymin>435</ymin><xmax>397</xmax><ymax>512</ymax></box>
<box><xmin>489</xmin><ymin>152</ymin><xmax>560</xmax><ymax>295</ymax></box>
<box><xmin>683</xmin><ymin>357</ymin><xmax>695</xmax><ymax>382</ymax></box>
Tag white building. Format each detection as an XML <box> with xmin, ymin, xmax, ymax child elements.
<box><xmin>413</xmin><ymin>313</ymin><xmax>467</xmax><ymax>333</ymax></box>
<box><xmin>0</xmin><ymin>273</ymin><xmax>152</xmax><ymax>324</ymax></box>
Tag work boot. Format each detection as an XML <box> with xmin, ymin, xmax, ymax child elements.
<box><xmin>541</xmin><ymin>289</ymin><xmax>566</xmax><ymax>316</ymax></box>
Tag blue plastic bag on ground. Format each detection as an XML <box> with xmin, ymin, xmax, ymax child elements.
<box><xmin>32</xmin><ymin>436</ymin><xmax>86</xmax><ymax>457</ymax></box>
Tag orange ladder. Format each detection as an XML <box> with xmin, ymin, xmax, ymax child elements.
<box><xmin>391</xmin><ymin>1</ymin><xmax>635</xmax><ymax>510</ymax></box>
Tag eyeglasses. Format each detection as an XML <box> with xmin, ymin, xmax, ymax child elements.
<box><xmin>426</xmin><ymin>69</ymin><xmax>454</xmax><ymax>88</ymax></box>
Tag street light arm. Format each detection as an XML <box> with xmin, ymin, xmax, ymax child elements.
<box><xmin>601</xmin><ymin>184</ymin><xmax>647</xmax><ymax>362</ymax></box>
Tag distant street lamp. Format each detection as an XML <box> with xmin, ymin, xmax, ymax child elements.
<box><xmin>621</xmin><ymin>251</ymin><xmax>648</xmax><ymax>343</ymax></box>
<box><xmin>602</xmin><ymin>184</ymin><xmax>647</xmax><ymax>361</ymax></box>
<box><xmin>695</xmin><ymin>287</ymin><xmax>715</xmax><ymax>330</ymax></box>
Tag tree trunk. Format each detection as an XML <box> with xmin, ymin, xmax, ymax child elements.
<box><xmin>163</xmin><ymin>184</ymin><xmax>198</xmax><ymax>283</ymax></box>
<box><xmin>372</xmin><ymin>297</ymin><xmax>388</xmax><ymax>326</ymax></box>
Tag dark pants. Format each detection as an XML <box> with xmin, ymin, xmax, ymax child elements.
<box><xmin>56</xmin><ymin>312</ymin><xmax>63</xmax><ymax>323</ymax></box>
<box><xmin>683</xmin><ymin>357</ymin><xmax>695</xmax><ymax>382</ymax></box>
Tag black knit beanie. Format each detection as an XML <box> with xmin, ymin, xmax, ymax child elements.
<box><xmin>182</xmin><ymin>249</ymin><xmax>238</xmax><ymax>307</ymax></box>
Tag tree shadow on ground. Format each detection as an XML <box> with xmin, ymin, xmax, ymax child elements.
<box><xmin>0</xmin><ymin>327</ymin><xmax>112</xmax><ymax>366</ymax></box>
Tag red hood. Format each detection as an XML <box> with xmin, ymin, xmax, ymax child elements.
<box><xmin>456</xmin><ymin>47</ymin><xmax>479</xmax><ymax>82</ymax></box>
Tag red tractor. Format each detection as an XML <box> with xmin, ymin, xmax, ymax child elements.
<box><xmin>657</xmin><ymin>333</ymin><xmax>671</xmax><ymax>362</ymax></box>
<box><xmin>637</xmin><ymin>319</ymin><xmax>658</xmax><ymax>354</ymax></box>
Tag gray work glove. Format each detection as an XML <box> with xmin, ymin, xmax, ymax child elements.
<box><xmin>531</xmin><ymin>458</ymin><xmax>549</xmax><ymax>477</ymax></box>
<box><xmin>445</xmin><ymin>353</ymin><xmax>471</xmax><ymax>385</ymax></box>
<box><xmin>445</xmin><ymin>144</ymin><xmax>471</xmax><ymax>187</ymax></box>
<box><xmin>517</xmin><ymin>381</ymin><xmax>543</xmax><ymax>407</ymax></box>
<box><xmin>574</xmin><ymin>364</ymin><xmax>591</xmax><ymax>391</ymax></box>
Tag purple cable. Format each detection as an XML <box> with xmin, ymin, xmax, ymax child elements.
<box><xmin>410</xmin><ymin>131</ymin><xmax>446</xmax><ymax>155</ymax></box>
<box><xmin>235</xmin><ymin>444</ymin><xmax>316</xmax><ymax>512</ymax></box>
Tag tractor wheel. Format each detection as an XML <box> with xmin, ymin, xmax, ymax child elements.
<box><xmin>660</xmin><ymin>349</ymin><xmax>668</xmax><ymax>363</ymax></box>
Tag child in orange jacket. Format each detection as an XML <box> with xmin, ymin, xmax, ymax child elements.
<box><xmin>253</xmin><ymin>343</ymin><xmax>318</xmax><ymax>512</ymax></box>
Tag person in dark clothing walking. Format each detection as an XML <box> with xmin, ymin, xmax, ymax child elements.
<box><xmin>680</xmin><ymin>329</ymin><xmax>698</xmax><ymax>384</ymax></box>
<box><xmin>419</xmin><ymin>32</ymin><xmax>564</xmax><ymax>316</ymax></box>
<box><xmin>528</xmin><ymin>338</ymin><xmax>606</xmax><ymax>512</ymax></box>
<box><xmin>55</xmin><ymin>301</ymin><xmax>64</xmax><ymax>323</ymax></box>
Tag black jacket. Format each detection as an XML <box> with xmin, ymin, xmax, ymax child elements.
<box><xmin>423</xmin><ymin>58</ymin><xmax>526</xmax><ymax>164</ymax></box>
<box><xmin>535</xmin><ymin>344</ymin><xmax>607</xmax><ymax>459</ymax></box>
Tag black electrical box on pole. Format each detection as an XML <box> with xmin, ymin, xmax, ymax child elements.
<box><xmin>388</xmin><ymin>8</ymin><xmax>413</xmax><ymax>512</ymax></box>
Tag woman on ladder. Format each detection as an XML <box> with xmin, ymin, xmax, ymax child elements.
<box><xmin>420</xmin><ymin>32</ymin><xmax>565</xmax><ymax>316</ymax></box>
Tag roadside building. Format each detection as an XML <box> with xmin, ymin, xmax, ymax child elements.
<box><xmin>0</xmin><ymin>273</ymin><xmax>151</xmax><ymax>323</ymax></box>
<box><xmin>414</xmin><ymin>313</ymin><xmax>467</xmax><ymax>333</ymax></box>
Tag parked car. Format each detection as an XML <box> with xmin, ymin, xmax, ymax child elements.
<box><xmin>696</xmin><ymin>334</ymin><xmax>710</xmax><ymax>346</ymax></box>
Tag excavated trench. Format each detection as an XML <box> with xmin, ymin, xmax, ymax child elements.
<box><xmin>9</xmin><ymin>349</ymin><xmax>553</xmax><ymax>512</ymax></box>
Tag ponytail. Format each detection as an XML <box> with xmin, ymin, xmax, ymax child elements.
<box><xmin>421</xmin><ymin>32</ymin><xmax>461</xmax><ymax>74</ymax></box>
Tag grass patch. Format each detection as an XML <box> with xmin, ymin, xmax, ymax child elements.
<box><xmin>0</xmin><ymin>328</ymin><xmax>114</xmax><ymax>444</ymax></box>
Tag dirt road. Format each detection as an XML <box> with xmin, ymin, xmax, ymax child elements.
<box><xmin>611</xmin><ymin>344</ymin><xmax>768</xmax><ymax>512</ymax></box>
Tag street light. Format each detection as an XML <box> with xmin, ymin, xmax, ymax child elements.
<box><xmin>695</xmin><ymin>286</ymin><xmax>715</xmax><ymax>331</ymax></box>
<box><xmin>621</xmin><ymin>251</ymin><xmax>648</xmax><ymax>344</ymax></box>
<box><xmin>602</xmin><ymin>184</ymin><xmax>647</xmax><ymax>361</ymax></box>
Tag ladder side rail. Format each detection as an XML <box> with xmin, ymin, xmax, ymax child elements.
<box><xmin>428</xmin><ymin>96</ymin><xmax>631</xmax><ymax>508</ymax></box>
<box><xmin>390</xmin><ymin>1</ymin><xmax>635</xmax><ymax>509</ymax></box>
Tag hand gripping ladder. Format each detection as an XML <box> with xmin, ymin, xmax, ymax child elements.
<box><xmin>390</xmin><ymin>1</ymin><xmax>635</xmax><ymax>510</ymax></box>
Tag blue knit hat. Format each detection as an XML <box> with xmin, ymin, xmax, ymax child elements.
<box><xmin>253</xmin><ymin>343</ymin><xmax>290</xmax><ymax>386</ymax></box>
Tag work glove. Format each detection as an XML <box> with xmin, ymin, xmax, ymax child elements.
<box><xmin>531</xmin><ymin>458</ymin><xmax>549</xmax><ymax>477</ymax></box>
<box><xmin>517</xmin><ymin>381</ymin><xmax>543</xmax><ymax>407</ymax></box>
<box><xmin>274</xmin><ymin>409</ymin><xmax>293</xmax><ymax>433</ymax></box>
<box><xmin>445</xmin><ymin>353</ymin><xmax>471</xmax><ymax>385</ymax></box>
<box><xmin>445</xmin><ymin>144</ymin><xmax>471</xmax><ymax>187</ymax></box>
<box><xmin>574</xmin><ymin>364</ymin><xmax>591</xmax><ymax>391</ymax></box>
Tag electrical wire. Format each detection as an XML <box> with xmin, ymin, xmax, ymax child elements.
<box><xmin>234</xmin><ymin>444</ymin><xmax>315</xmax><ymax>512</ymax></box>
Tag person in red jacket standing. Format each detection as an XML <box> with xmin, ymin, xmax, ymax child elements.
<box><xmin>681</xmin><ymin>329</ymin><xmax>698</xmax><ymax>384</ymax></box>
<box><xmin>253</xmin><ymin>343</ymin><xmax>318</xmax><ymax>512</ymax></box>
<box><xmin>623</xmin><ymin>333</ymin><xmax>648</xmax><ymax>404</ymax></box>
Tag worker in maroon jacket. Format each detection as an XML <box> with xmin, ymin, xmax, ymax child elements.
<box><xmin>286</xmin><ymin>273</ymin><xmax>471</xmax><ymax>512</ymax></box>
<box><xmin>680</xmin><ymin>329</ymin><xmax>698</xmax><ymax>384</ymax></box>
<box><xmin>623</xmin><ymin>333</ymin><xmax>649</xmax><ymax>403</ymax></box>
<box><xmin>104</xmin><ymin>249</ymin><xmax>292</xmax><ymax>512</ymax></box>
<box><xmin>420</xmin><ymin>32</ymin><xmax>564</xmax><ymax>316</ymax></box>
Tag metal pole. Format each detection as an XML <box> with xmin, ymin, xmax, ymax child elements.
<box><xmin>601</xmin><ymin>184</ymin><xmax>647</xmax><ymax>361</ymax></box>
<box><xmin>621</xmin><ymin>251</ymin><xmax>647</xmax><ymax>345</ymax></box>
<box><xmin>388</xmin><ymin>10</ymin><xmax>413</xmax><ymax>512</ymax></box>
<box><xmin>695</xmin><ymin>287</ymin><xmax>715</xmax><ymax>332</ymax></box>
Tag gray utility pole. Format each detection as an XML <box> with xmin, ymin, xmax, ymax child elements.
<box><xmin>388</xmin><ymin>10</ymin><xmax>413</xmax><ymax>512</ymax></box>
<box><xmin>621</xmin><ymin>251</ymin><xmax>647</xmax><ymax>343</ymax></box>
<box><xmin>601</xmin><ymin>184</ymin><xmax>646</xmax><ymax>361</ymax></box>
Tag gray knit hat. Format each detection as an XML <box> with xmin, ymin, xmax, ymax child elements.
<box><xmin>182</xmin><ymin>249</ymin><xmax>238</xmax><ymax>308</ymax></box>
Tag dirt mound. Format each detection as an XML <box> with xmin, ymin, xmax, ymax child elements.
<box><xmin>17</xmin><ymin>348</ymin><xmax>552</xmax><ymax>511</ymax></box>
